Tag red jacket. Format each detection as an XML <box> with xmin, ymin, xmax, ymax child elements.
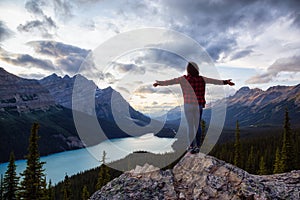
<box><xmin>158</xmin><ymin>75</ymin><xmax>225</xmax><ymax>107</ymax></box>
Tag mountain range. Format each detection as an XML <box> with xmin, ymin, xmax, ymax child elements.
<box><xmin>1</xmin><ymin>67</ymin><xmax>299</xmax><ymax>162</ymax></box>
<box><xmin>163</xmin><ymin>84</ymin><xmax>300</xmax><ymax>128</ymax></box>
<box><xmin>0</xmin><ymin>68</ymin><xmax>170</xmax><ymax>162</ymax></box>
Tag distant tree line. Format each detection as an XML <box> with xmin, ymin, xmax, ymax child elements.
<box><xmin>210</xmin><ymin>108</ymin><xmax>300</xmax><ymax>175</ymax></box>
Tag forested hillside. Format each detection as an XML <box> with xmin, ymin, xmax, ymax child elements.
<box><xmin>51</xmin><ymin>110</ymin><xmax>300</xmax><ymax>199</ymax></box>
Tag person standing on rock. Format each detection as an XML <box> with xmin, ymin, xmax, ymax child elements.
<box><xmin>153</xmin><ymin>62</ymin><xmax>235</xmax><ymax>154</ymax></box>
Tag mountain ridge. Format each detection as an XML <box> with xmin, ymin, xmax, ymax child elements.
<box><xmin>162</xmin><ymin>84</ymin><xmax>300</xmax><ymax>128</ymax></box>
<box><xmin>0</xmin><ymin>67</ymin><xmax>56</xmax><ymax>113</ymax></box>
<box><xmin>1</xmin><ymin>67</ymin><xmax>299</xmax><ymax>162</ymax></box>
<box><xmin>223</xmin><ymin>83</ymin><xmax>300</xmax><ymax>127</ymax></box>
<box><xmin>0</xmin><ymin>68</ymin><xmax>154</xmax><ymax>162</ymax></box>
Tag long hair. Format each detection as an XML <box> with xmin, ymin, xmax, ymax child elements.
<box><xmin>187</xmin><ymin>62</ymin><xmax>199</xmax><ymax>77</ymax></box>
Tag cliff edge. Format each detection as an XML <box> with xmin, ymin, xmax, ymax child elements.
<box><xmin>91</xmin><ymin>153</ymin><xmax>300</xmax><ymax>199</ymax></box>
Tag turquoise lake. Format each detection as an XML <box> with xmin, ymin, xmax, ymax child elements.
<box><xmin>0</xmin><ymin>133</ymin><xmax>176</xmax><ymax>184</ymax></box>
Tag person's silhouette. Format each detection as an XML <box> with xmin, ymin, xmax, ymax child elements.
<box><xmin>153</xmin><ymin>62</ymin><xmax>235</xmax><ymax>154</ymax></box>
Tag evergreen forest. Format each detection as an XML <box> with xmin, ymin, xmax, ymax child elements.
<box><xmin>0</xmin><ymin>110</ymin><xmax>299</xmax><ymax>200</ymax></box>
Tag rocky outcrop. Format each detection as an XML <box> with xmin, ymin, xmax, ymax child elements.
<box><xmin>90</xmin><ymin>153</ymin><xmax>300</xmax><ymax>200</ymax></box>
<box><xmin>91</xmin><ymin>164</ymin><xmax>177</xmax><ymax>200</ymax></box>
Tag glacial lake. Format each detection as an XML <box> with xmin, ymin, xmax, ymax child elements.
<box><xmin>0</xmin><ymin>133</ymin><xmax>176</xmax><ymax>184</ymax></box>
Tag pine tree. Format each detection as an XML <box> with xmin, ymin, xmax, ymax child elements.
<box><xmin>81</xmin><ymin>185</ymin><xmax>90</xmax><ymax>200</ymax></box>
<box><xmin>258</xmin><ymin>156</ymin><xmax>267</xmax><ymax>175</ymax></box>
<box><xmin>234</xmin><ymin>121</ymin><xmax>241</xmax><ymax>167</ymax></box>
<box><xmin>280</xmin><ymin>108</ymin><xmax>294</xmax><ymax>172</ymax></box>
<box><xmin>41</xmin><ymin>177</ymin><xmax>49</xmax><ymax>200</ymax></box>
<box><xmin>273</xmin><ymin>147</ymin><xmax>282</xmax><ymax>174</ymax></box>
<box><xmin>19</xmin><ymin>123</ymin><xmax>47</xmax><ymax>200</ymax></box>
<box><xmin>0</xmin><ymin>174</ymin><xmax>4</xmax><ymax>200</ymax></box>
<box><xmin>3</xmin><ymin>152</ymin><xmax>19</xmax><ymax>200</ymax></box>
<box><xmin>62</xmin><ymin>174</ymin><xmax>72</xmax><ymax>200</ymax></box>
<box><xmin>48</xmin><ymin>180</ymin><xmax>55</xmax><ymax>200</ymax></box>
<box><xmin>96</xmin><ymin>151</ymin><xmax>110</xmax><ymax>190</ymax></box>
<box><xmin>246</xmin><ymin>146</ymin><xmax>255</xmax><ymax>173</ymax></box>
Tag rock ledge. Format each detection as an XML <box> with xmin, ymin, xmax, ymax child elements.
<box><xmin>91</xmin><ymin>153</ymin><xmax>300</xmax><ymax>200</ymax></box>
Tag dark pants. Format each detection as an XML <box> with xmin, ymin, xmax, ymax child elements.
<box><xmin>184</xmin><ymin>104</ymin><xmax>203</xmax><ymax>147</ymax></box>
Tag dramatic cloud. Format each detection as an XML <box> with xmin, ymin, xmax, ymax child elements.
<box><xmin>1</xmin><ymin>0</ymin><xmax>300</xmax><ymax>96</ymax></box>
<box><xmin>0</xmin><ymin>40</ymin><xmax>93</xmax><ymax>74</ymax></box>
<box><xmin>57</xmin><ymin>55</ymin><xmax>86</xmax><ymax>73</ymax></box>
<box><xmin>0</xmin><ymin>21</ymin><xmax>13</xmax><ymax>42</ymax></box>
<box><xmin>205</xmin><ymin>35</ymin><xmax>237</xmax><ymax>61</ymax></box>
<box><xmin>246</xmin><ymin>55</ymin><xmax>300</xmax><ymax>84</ymax></box>
<box><xmin>152</xmin><ymin>101</ymin><xmax>158</xmax><ymax>105</ymax></box>
<box><xmin>116</xmin><ymin>86</ymin><xmax>130</xmax><ymax>94</ymax></box>
<box><xmin>230</xmin><ymin>49</ymin><xmax>254</xmax><ymax>61</ymax></box>
<box><xmin>0</xmin><ymin>47</ymin><xmax>55</xmax><ymax>70</ymax></box>
<box><xmin>112</xmin><ymin>62</ymin><xmax>146</xmax><ymax>75</ymax></box>
<box><xmin>103</xmin><ymin>72</ymin><xmax>117</xmax><ymax>84</ymax></box>
<box><xmin>135</xmin><ymin>85</ymin><xmax>180</xmax><ymax>95</ymax></box>
<box><xmin>71</xmin><ymin>0</ymin><xmax>105</xmax><ymax>5</ymax></box>
<box><xmin>18</xmin><ymin>72</ymin><xmax>47</xmax><ymax>79</ymax></box>
<box><xmin>53</xmin><ymin>0</ymin><xmax>74</xmax><ymax>20</ymax></box>
<box><xmin>29</xmin><ymin>40</ymin><xmax>89</xmax><ymax>57</ymax></box>
<box><xmin>28</xmin><ymin>41</ymin><xmax>90</xmax><ymax>73</ymax></box>
<box><xmin>82</xmin><ymin>0</ymin><xmax>300</xmax><ymax>66</ymax></box>
<box><xmin>81</xmin><ymin>19</ymin><xmax>96</xmax><ymax>30</ymax></box>
<box><xmin>17</xmin><ymin>18</ymin><xmax>57</xmax><ymax>38</ymax></box>
<box><xmin>135</xmin><ymin>85</ymin><xmax>156</xmax><ymax>94</ymax></box>
<box><xmin>130</xmin><ymin>49</ymin><xmax>187</xmax><ymax>73</ymax></box>
<box><xmin>17</xmin><ymin>0</ymin><xmax>57</xmax><ymax>37</ymax></box>
<box><xmin>106</xmin><ymin>22</ymin><xmax>120</xmax><ymax>34</ymax></box>
<box><xmin>292</xmin><ymin>13</ymin><xmax>300</xmax><ymax>28</ymax></box>
<box><xmin>11</xmin><ymin>0</ymin><xmax>300</xmax><ymax>64</ymax></box>
<box><xmin>146</xmin><ymin>0</ymin><xmax>300</xmax><ymax>62</ymax></box>
<box><xmin>246</xmin><ymin>73</ymin><xmax>273</xmax><ymax>84</ymax></box>
<box><xmin>25</xmin><ymin>0</ymin><xmax>45</xmax><ymax>16</ymax></box>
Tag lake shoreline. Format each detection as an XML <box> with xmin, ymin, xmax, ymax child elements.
<box><xmin>0</xmin><ymin>133</ymin><xmax>176</xmax><ymax>184</ymax></box>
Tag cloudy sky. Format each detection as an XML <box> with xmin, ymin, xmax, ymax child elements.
<box><xmin>1</xmin><ymin>0</ymin><xmax>300</xmax><ymax>114</ymax></box>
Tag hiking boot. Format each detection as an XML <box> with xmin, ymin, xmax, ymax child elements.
<box><xmin>191</xmin><ymin>147</ymin><xmax>200</xmax><ymax>154</ymax></box>
<box><xmin>187</xmin><ymin>146</ymin><xmax>194</xmax><ymax>152</ymax></box>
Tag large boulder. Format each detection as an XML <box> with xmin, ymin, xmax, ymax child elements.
<box><xmin>91</xmin><ymin>153</ymin><xmax>300</xmax><ymax>200</ymax></box>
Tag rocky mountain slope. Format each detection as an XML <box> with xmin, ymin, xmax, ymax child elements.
<box><xmin>163</xmin><ymin>84</ymin><xmax>300</xmax><ymax>128</ymax></box>
<box><xmin>38</xmin><ymin>72</ymin><xmax>174</xmax><ymax>139</ymax></box>
<box><xmin>91</xmin><ymin>153</ymin><xmax>300</xmax><ymax>200</ymax></box>
<box><xmin>38</xmin><ymin>73</ymin><xmax>90</xmax><ymax>109</ymax></box>
<box><xmin>0</xmin><ymin>67</ymin><xmax>56</xmax><ymax>112</ymax></box>
<box><xmin>223</xmin><ymin>85</ymin><xmax>300</xmax><ymax>127</ymax></box>
<box><xmin>0</xmin><ymin>68</ymin><xmax>170</xmax><ymax>162</ymax></box>
<box><xmin>39</xmin><ymin>73</ymin><xmax>150</xmax><ymax>126</ymax></box>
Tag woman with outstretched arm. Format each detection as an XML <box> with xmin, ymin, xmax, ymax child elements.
<box><xmin>153</xmin><ymin>62</ymin><xmax>235</xmax><ymax>154</ymax></box>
